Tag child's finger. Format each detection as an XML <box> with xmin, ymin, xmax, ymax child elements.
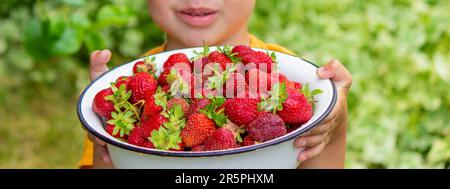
<box><xmin>87</xmin><ymin>133</ymin><xmax>106</xmax><ymax>146</ymax></box>
<box><xmin>89</xmin><ymin>49</ymin><xmax>111</xmax><ymax>80</ymax></box>
<box><xmin>94</xmin><ymin>143</ymin><xmax>111</xmax><ymax>164</ymax></box>
<box><xmin>297</xmin><ymin>142</ymin><xmax>326</xmax><ymax>162</ymax></box>
<box><xmin>309</xmin><ymin>121</ymin><xmax>333</xmax><ymax>135</ymax></box>
<box><xmin>316</xmin><ymin>59</ymin><xmax>352</xmax><ymax>92</ymax></box>
<box><xmin>294</xmin><ymin>133</ymin><xmax>327</xmax><ymax>148</ymax></box>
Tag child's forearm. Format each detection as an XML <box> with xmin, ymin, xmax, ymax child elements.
<box><xmin>298</xmin><ymin>98</ymin><xmax>348</xmax><ymax>169</ymax></box>
<box><xmin>92</xmin><ymin>145</ymin><xmax>115</xmax><ymax>169</ymax></box>
<box><xmin>297</xmin><ymin>121</ymin><xmax>347</xmax><ymax>169</ymax></box>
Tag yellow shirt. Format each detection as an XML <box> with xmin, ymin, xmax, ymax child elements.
<box><xmin>79</xmin><ymin>34</ymin><xmax>295</xmax><ymax>168</ymax></box>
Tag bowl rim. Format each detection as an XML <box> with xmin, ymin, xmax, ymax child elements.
<box><xmin>77</xmin><ymin>47</ymin><xmax>337</xmax><ymax>157</ymax></box>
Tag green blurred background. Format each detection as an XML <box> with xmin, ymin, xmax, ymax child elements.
<box><xmin>0</xmin><ymin>0</ymin><xmax>449</xmax><ymax>168</ymax></box>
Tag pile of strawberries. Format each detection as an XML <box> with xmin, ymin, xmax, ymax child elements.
<box><xmin>92</xmin><ymin>45</ymin><xmax>322</xmax><ymax>151</ymax></box>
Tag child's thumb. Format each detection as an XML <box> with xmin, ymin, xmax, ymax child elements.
<box><xmin>316</xmin><ymin>59</ymin><xmax>352</xmax><ymax>92</ymax></box>
<box><xmin>90</xmin><ymin>49</ymin><xmax>111</xmax><ymax>80</ymax></box>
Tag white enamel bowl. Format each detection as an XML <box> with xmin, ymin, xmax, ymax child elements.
<box><xmin>77</xmin><ymin>47</ymin><xmax>337</xmax><ymax>169</ymax></box>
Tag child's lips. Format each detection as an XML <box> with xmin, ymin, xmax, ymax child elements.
<box><xmin>177</xmin><ymin>8</ymin><xmax>218</xmax><ymax>27</ymax></box>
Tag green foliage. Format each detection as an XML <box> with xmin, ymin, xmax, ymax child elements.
<box><xmin>0</xmin><ymin>0</ymin><xmax>449</xmax><ymax>168</ymax></box>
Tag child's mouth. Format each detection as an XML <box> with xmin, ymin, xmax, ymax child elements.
<box><xmin>177</xmin><ymin>8</ymin><xmax>218</xmax><ymax>27</ymax></box>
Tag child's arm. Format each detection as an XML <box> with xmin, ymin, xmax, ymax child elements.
<box><xmin>295</xmin><ymin>60</ymin><xmax>352</xmax><ymax>168</ymax></box>
<box><xmin>88</xmin><ymin>50</ymin><xmax>115</xmax><ymax>169</ymax></box>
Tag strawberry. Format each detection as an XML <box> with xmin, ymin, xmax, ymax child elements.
<box><xmin>224</xmin><ymin>97</ymin><xmax>259</xmax><ymax>126</ymax></box>
<box><xmin>133</xmin><ymin>61</ymin><xmax>146</xmax><ymax>74</ymax></box>
<box><xmin>105</xmin><ymin>124</ymin><xmax>127</xmax><ymax>140</ymax></box>
<box><xmin>92</xmin><ymin>88</ymin><xmax>115</xmax><ymax>119</ymax></box>
<box><xmin>170</xmin><ymin>143</ymin><xmax>185</xmax><ymax>151</ymax></box>
<box><xmin>127</xmin><ymin>126</ymin><xmax>149</xmax><ymax>147</ymax></box>
<box><xmin>247</xmin><ymin>112</ymin><xmax>286</xmax><ymax>142</ymax></box>
<box><xmin>114</xmin><ymin>76</ymin><xmax>132</xmax><ymax>89</ymax></box>
<box><xmin>167</xmin><ymin>98</ymin><xmax>190</xmax><ymax>115</ymax></box>
<box><xmin>141</xmin><ymin>114</ymin><xmax>167</xmax><ymax>134</ymax></box>
<box><xmin>203</xmin><ymin>51</ymin><xmax>232</xmax><ymax>70</ymax></box>
<box><xmin>141</xmin><ymin>87</ymin><xmax>167</xmax><ymax>121</ymax></box>
<box><xmin>133</xmin><ymin>56</ymin><xmax>157</xmax><ymax>74</ymax></box>
<box><xmin>106</xmin><ymin>111</ymin><xmax>136</xmax><ymax>138</ymax></box>
<box><xmin>191</xmin><ymin>144</ymin><xmax>205</xmax><ymax>151</ymax></box>
<box><xmin>187</xmin><ymin>98</ymin><xmax>211</xmax><ymax>117</ymax></box>
<box><xmin>277</xmin><ymin>88</ymin><xmax>313</xmax><ymax>125</ymax></box>
<box><xmin>165</xmin><ymin>68</ymin><xmax>193</xmax><ymax>98</ymax></box>
<box><xmin>181</xmin><ymin>113</ymin><xmax>216</xmax><ymax>147</ymax></box>
<box><xmin>232</xmin><ymin>45</ymin><xmax>254</xmax><ymax>57</ymax></box>
<box><xmin>149</xmin><ymin>104</ymin><xmax>185</xmax><ymax>151</ymax></box>
<box><xmin>142</xmin><ymin>140</ymin><xmax>155</xmax><ymax>149</ymax></box>
<box><xmin>128</xmin><ymin>72</ymin><xmax>158</xmax><ymax>104</ymax></box>
<box><xmin>141</xmin><ymin>96</ymin><xmax>162</xmax><ymax>121</ymax></box>
<box><xmin>286</xmin><ymin>124</ymin><xmax>301</xmax><ymax>133</ymax></box>
<box><xmin>241</xmin><ymin>51</ymin><xmax>275</xmax><ymax>73</ymax></box>
<box><xmin>242</xmin><ymin>135</ymin><xmax>258</xmax><ymax>146</ymax></box>
<box><xmin>181</xmin><ymin>96</ymin><xmax>226</xmax><ymax>147</ymax></box>
<box><xmin>157</xmin><ymin>69</ymin><xmax>171</xmax><ymax>86</ymax></box>
<box><xmin>224</xmin><ymin>72</ymin><xmax>247</xmax><ymax>98</ymax></box>
<box><xmin>163</xmin><ymin>53</ymin><xmax>191</xmax><ymax>71</ymax></box>
<box><xmin>204</xmin><ymin>128</ymin><xmax>237</xmax><ymax>151</ymax></box>
<box><xmin>279</xmin><ymin>73</ymin><xmax>302</xmax><ymax>90</ymax></box>
<box><xmin>246</xmin><ymin>68</ymin><xmax>272</xmax><ymax>97</ymax></box>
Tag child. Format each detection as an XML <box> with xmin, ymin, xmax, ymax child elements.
<box><xmin>82</xmin><ymin>0</ymin><xmax>352</xmax><ymax>169</ymax></box>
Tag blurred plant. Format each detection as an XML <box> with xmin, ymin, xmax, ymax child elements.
<box><xmin>0</xmin><ymin>0</ymin><xmax>449</xmax><ymax>168</ymax></box>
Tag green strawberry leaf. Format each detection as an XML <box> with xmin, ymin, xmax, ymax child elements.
<box><xmin>106</xmin><ymin>109</ymin><xmax>136</xmax><ymax>137</ymax></box>
<box><xmin>258</xmin><ymin>82</ymin><xmax>287</xmax><ymax>113</ymax></box>
<box><xmin>149</xmin><ymin>104</ymin><xmax>185</xmax><ymax>150</ymax></box>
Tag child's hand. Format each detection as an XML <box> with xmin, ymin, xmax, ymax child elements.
<box><xmin>88</xmin><ymin>49</ymin><xmax>115</xmax><ymax>168</ymax></box>
<box><xmin>294</xmin><ymin>59</ymin><xmax>352</xmax><ymax>163</ymax></box>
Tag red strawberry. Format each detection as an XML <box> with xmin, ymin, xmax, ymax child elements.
<box><xmin>141</xmin><ymin>114</ymin><xmax>167</xmax><ymax>134</ymax></box>
<box><xmin>277</xmin><ymin>88</ymin><xmax>312</xmax><ymax>125</ymax></box>
<box><xmin>132</xmin><ymin>61</ymin><xmax>151</xmax><ymax>74</ymax></box>
<box><xmin>191</xmin><ymin>145</ymin><xmax>205</xmax><ymax>151</ymax></box>
<box><xmin>204</xmin><ymin>51</ymin><xmax>232</xmax><ymax>70</ymax></box>
<box><xmin>162</xmin><ymin>85</ymin><xmax>170</xmax><ymax>92</ymax></box>
<box><xmin>241</xmin><ymin>51</ymin><xmax>274</xmax><ymax>73</ymax></box>
<box><xmin>242</xmin><ymin>135</ymin><xmax>257</xmax><ymax>146</ymax></box>
<box><xmin>163</xmin><ymin>53</ymin><xmax>191</xmax><ymax>71</ymax></box>
<box><xmin>192</xmin><ymin>57</ymin><xmax>209</xmax><ymax>74</ymax></box>
<box><xmin>187</xmin><ymin>98</ymin><xmax>211</xmax><ymax>117</ymax></box>
<box><xmin>128</xmin><ymin>72</ymin><xmax>158</xmax><ymax>104</ymax></box>
<box><xmin>181</xmin><ymin>113</ymin><xmax>217</xmax><ymax>147</ymax></box>
<box><xmin>245</xmin><ymin>68</ymin><xmax>272</xmax><ymax>97</ymax></box>
<box><xmin>204</xmin><ymin>128</ymin><xmax>237</xmax><ymax>151</ymax></box>
<box><xmin>114</xmin><ymin>76</ymin><xmax>132</xmax><ymax>89</ymax></box>
<box><xmin>170</xmin><ymin>143</ymin><xmax>185</xmax><ymax>151</ymax></box>
<box><xmin>232</xmin><ymin>45</ymin><xmax>254</xmax><ymax>57</ymax></box>
<box><xmin>160</xmin><ymin>62</ymin><xmax>192</xmax><ymax>87</ymax></box>
<box><xmin>127</xmin><ymin>126</ymin><xmax>149</xmax><ymax>147</ymax></box>
<box><xmin>141</xmin><ymin>96</ymin><xmax>163</xmax><ymax>121</ymax></box>
<box><xmin>92</xmin><ymin>88</ymin><xmax>115</xmax><ymax>119</ymax></box>
<box><xmin>133</xmin><ymin>61</ymin><xmax>145</xmax><ymax>74</ymax></box>
<box><xmin>286</xmin><ymin>124</ymin><xmax>302</xmax><ymax>133</ymax></box>
<box><xmin>247</xmin><ymin>112</ymin><xmax>286</xmax><ymax>142</ymax></box>
<box><xmin>224</xmin><ymin>97</ymin><xmax>259</xmax><ymax>126</ymax></box>
<box><xmin>167</xmin><ymin>98</ymin><xmax>190</xmax><ymax>115</ymax></box>
<box><xmin>165</xmin><ymin>68</ymin><xmax>193</xmax><ymax>97</ymax></box>
<box><xmin>224</xmin><ymin>73</ymin><xmax>248</xmax><ymax>98</ymax></box>
<box><xmin>279</xmin><ymin>74</ymin><xmax>302</xmax><ymax>90</ymax></box>
<box><xmin>142</xmin><ymin>140</ymin><xmax>155</xmax><ymax>149</ymax></box>
<box><xmin>157</xmin><ymin>69</ymin><xmax>171</xmax><ymax>86</ymax></box>
<box><xmin>105</xmin><ymin>124</ymin><xmax>127</xmax><ymax>139</ymax></box>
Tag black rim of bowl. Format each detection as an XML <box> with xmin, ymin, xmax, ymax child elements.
<box><xmin>77</xmin><ymin>47</ymin><xmax>338</xmax><ymax>157</ymax></box>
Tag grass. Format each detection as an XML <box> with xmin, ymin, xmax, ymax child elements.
<box><xmin>0</xmin><ymin>90</ymin><xmax>84</xmax><ymax>168</ymax></box>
